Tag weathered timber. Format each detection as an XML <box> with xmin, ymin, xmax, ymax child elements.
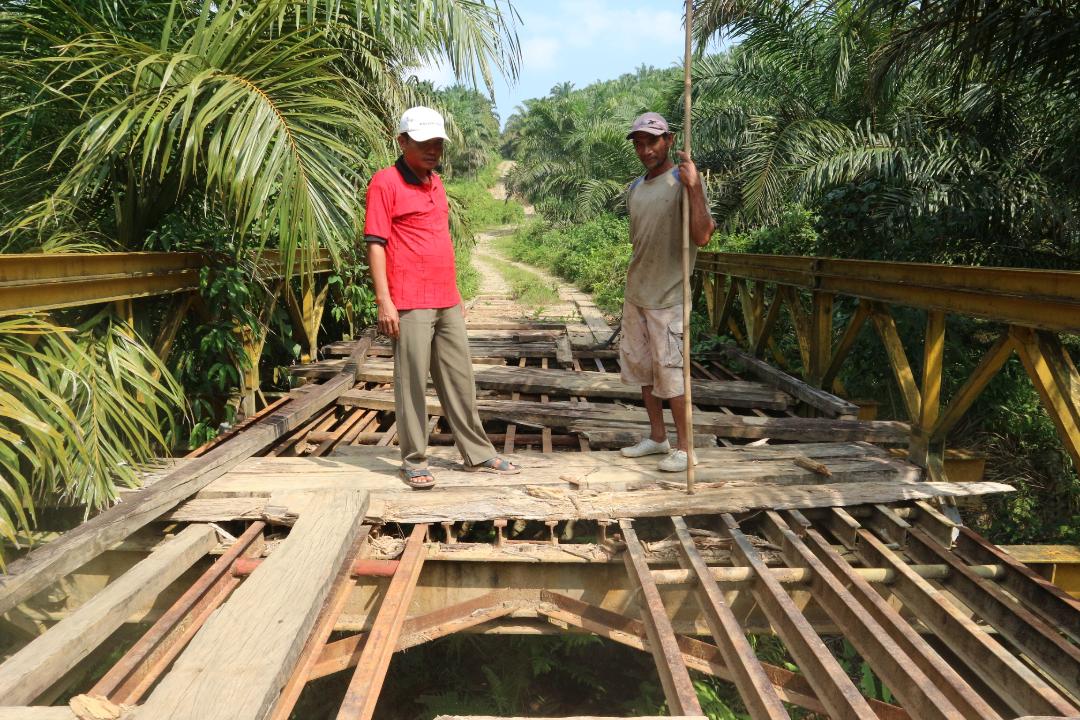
<box><xmin>133</xmin><ymin>491</ymin><xmax>368</xmax><ymax>720</ymax></box>
<box><xmin>372</xmin><ymin>478</ymin><xmax>1012</xmax><ymax>523</ymax></box>
<box><xmin>336</xmin><ymin>389</ymin><xmax>908</xmax><ymax>442</ymax></box>
<box><xmin>0</xmin><ymin>525</ymin><xmax>217</xmax><ymax>705</ymax></box>
<box><xmin>715</xmin><ymin>345</ymin><xmax>859</xmax><ymax>417</ymax></box>
<box><xmin>348</xmin><ymin>360</ymin><xmax>789</xmax><ymax>409</ymax></box>
<box><xmin>0</xmin><ymin>337</ymin><xmax>373</xmax><ymax>618</ymax></box>
<box><xmin>0</xmin><ymin>710</ymin><xmax>79</xmax><ymax>719</ymax></box>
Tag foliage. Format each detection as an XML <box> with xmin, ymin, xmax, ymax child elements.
<box><xmin>0</xmin><ymin>315</ymin><xmax>182</xmax><ymax>562</ymax></box>
<box><xmin>437</xmin><ymin>84</ymin><xmax>503</xmax><ymax>178</ymax></box>
<box><xmin>0</xmin><ymin>0</ymin><xmax>520</xmax><ymax>537</ymax></box>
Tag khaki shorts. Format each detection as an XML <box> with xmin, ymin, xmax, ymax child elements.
<box><xmin>618</xmin><ymin>301</ymin><xmax>684</xmax><ymax>399</ymax></box>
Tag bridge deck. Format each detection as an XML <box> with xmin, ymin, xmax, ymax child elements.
<box><xmin>0</xmin><ymin>286</ymin><xmax>1076</xmax><ymax>720</ymax></box>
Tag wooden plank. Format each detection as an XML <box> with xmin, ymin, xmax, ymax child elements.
<box><xmin>376</xmin><ymin>479</ymin><xmax>1012</xmax><ymax>523</ymax></box>
<box><xmin>670</xmin><ymin>518</ymin><xmax>788</xmax><ymax>720</ymax></box>
<box><xmin>719</xmin><ymin>514</ymin><xmax>876</xmax><ymax>719</ymax></box>
<box><xmin>619</xmin><ymin>520</ymin><xmax>702</xmax><ymax>716</ymax></box>
<box><xmin>338</xmin><ymin>389</ymin><xmax>906</xmax><ymax>442</ymax></box>
<box><xmin>91</xmin><ymin>522</ymin><xmax>267</xmax><ymax>704</ymax></box>
<box><xmin>786</xmin><ymin>510</ymin><xmax>1002</xmax><ymax>720</ymax></box>
<box><xmin>0</xmin><ymin>525</ymin><xmax>216</xmax><ymax>705</ymax></box>
<box><xmin>135</xmin><ymin>491</ymin><xmax>369</xmax><ymax>720</ymax></box>
<box><xmin>335</xmin><ymin>523</ymin><xmax>428</xmax><ymax>720</ymax></box>
<box><xmin>847</xmin><ymin>512</ymin><xmax>1077</xmax><ymax>717</ymax></box>
<box><xmin>759</xmin><ymin>512</ymin><xmax>966</xmax><ymax>720</ymax></box>
<box><xmin>572</xmin><ymin>294</ymin><xmax>612</xmax><ymax>345</ymax></box>
<box><xmin>0</xmin><ymin>710</ymin><xmax>77</xmax><ymax>719</ymax></box>
<box><xmin>268</xmin><ymin>526</ymin><xmax>372</xmax><ymax>720</ymax></box>
<box><xmin>717</xmin><ymin>345</ymin><xmax>857</xmax><ymax>417</ymax></box>
<box><xmin>350</xmin><ymin>359</ymin><xmax>789</xmax><ymax>410</ymax></box>
<box><xmin>0</xmin><ymin>337</ymin><xmax>373</xmax><ymax>617</ymax></box>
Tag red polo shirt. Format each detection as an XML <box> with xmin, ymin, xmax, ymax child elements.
<box><xmin>364</xmin><ymin>157</ymin><xmax>461</xmax><ymax>310</ymax></box>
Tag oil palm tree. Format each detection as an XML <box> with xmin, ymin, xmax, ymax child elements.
<box><xmin>0</xmin><ymin>0</ymin><xmax>520</xmax><ymax>554</ymax></box>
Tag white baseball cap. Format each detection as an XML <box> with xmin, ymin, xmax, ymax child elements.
<box><xmin>398</xmin><ymin>106</ymin><xmax>449</xmax><ymax>142</ymax></box>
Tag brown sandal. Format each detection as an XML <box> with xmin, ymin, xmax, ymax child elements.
<box><xmin>465</xmin><ymin>457</ymin><xmax>521</xmax><ymax>474</ymax></box>
<box><xmin>400</xmin><ymin>467</ymin><xmax>436</xmax><ymax>489</ymax></box>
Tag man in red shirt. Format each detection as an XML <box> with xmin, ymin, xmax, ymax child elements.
<box><xmin>365</xmin><ymin>106</ymin><xmax>519</xmax><ymax>488</ymax></box>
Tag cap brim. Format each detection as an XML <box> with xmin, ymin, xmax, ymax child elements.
<box><xmin>406</xmin><ymin>129</ymin><xmax>450</xmax><ymax>142</ymax></box>
<box><xmin>626</xmin><ymin>128</ymin><xmax>667</xmax><ymax>140</ymax></box>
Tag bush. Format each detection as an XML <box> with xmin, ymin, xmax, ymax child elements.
<box><xmin>502</xmin><ymin>214</ymin><xmax>631</xmax><ymax>314</ymax></box>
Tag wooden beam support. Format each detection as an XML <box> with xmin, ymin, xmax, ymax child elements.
<box><xmin>0</xmin><ymin>525</ymin><xmax>217</xmax><ymax>705</ymax></box>
<box><xmin>619</xmin><ymin>520</ymin><xmax>703</xmax><ymax>716</ymax></box>
<box><xmin>135</xmin><ymin>491</ymin><xmax>369</xmax><ymax>720</ymax></box>
<box><xmin>335</xmin><ymin>523</ymin><xmax>429</xmax><ymax>720</ymax></box>
<box><xmin>719</xmin><ymin>514</ymin><xmax>875</xmax><ymax>719</ymax></box>
<box><xmin>670</xmin><ymin>517</ymin><xmax>788</xmax><ymax>720</ymax></box>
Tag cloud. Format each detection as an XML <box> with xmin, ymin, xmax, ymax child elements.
<box><xmin>521</xmin><ymin>36</ymin><xmax>561</xmax><ymax>72</ymax></box>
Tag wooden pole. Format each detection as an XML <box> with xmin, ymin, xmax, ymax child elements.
<box><xmin>682</xmin><ymin>0</ymin><xmax>695</xmax><ymax>494</ymax></box>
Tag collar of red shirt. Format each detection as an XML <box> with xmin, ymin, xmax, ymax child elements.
<box><xmin>395</xmin><ymin>155</ymin><xmax>438</xmax><ymax>186</ymax></box>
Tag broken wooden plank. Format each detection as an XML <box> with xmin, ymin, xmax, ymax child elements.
<box><xmin>716</xmin><ymin>345</ymin><xmax>859</xmax><ymax>418</ymax></box>
<box><xmin>0</xmin><ymin>337</ymin><xmax>373</xmax><ymax>618</ymax></box>
<box><xmin>348</xmin><ymin>360</ymin><xmax>790</xmax><ymax>410</ymax></box>
<box><xmin>0</xmin><ymin>525</ymin><xmax>217</xmax><ymax>705</ymax></box>
<box><xmin>337</xmin><ymin>389</ymin><xmax>907</xmax><ymax>442</ymax></box>
<box><xmin>134</xmin><ymin>491</ymin><xmax>368</xmax><ymax>720</ymax></box>
<box><xmin>373</xmin><ymin>479</ymin><xmax>1012</xmax><ymax>531</ymax></box>
<box><xmin>620</xmin><ymin>520</ymin><xmax>702</xmax><ymax>716</ymax></box>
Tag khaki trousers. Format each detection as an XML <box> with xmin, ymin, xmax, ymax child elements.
<box><xmin>393</xmin><ymin>304</ymin><xmax>495</xmax><ymax>470</ymax></box>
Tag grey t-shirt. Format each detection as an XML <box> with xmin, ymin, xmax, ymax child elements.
<box><xmin>625</xmin><ymin>167</ymin><xmax>698</xmax><ymax>309</ymax></box>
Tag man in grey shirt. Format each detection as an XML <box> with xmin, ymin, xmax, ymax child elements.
<box><xmin>619</xmin><ymin>112</ymin><xmax>715</xmax><ymax>471</ymax></box>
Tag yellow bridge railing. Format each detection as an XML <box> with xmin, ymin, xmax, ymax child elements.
<box><xmin>695</xmin><ymin>252</ymin><xmax>1080</xmax><ymax>480</ymax></box>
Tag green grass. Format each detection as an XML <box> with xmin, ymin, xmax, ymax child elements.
<box><xmin>494</xmin><ymin>261</ymin><xmax>560</xmax><ymax>308</ymax></box>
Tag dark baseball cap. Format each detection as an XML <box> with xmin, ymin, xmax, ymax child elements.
<box><xmin>627</xmin><ymin>112</ymin><xmax>670</xmax><ymax>139</ymax></box>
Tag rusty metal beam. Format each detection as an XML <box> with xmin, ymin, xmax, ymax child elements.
<box><xmin>619</xmin><ymin>519</ymin><xmax>703</xmax><ymax>716</ymax></box>
<box><xmin>91</xmin><ymin>522</ymin><xmax>267</xmax><ymax>704</ymax></box>
<box><xmin>0</xmin><ymin>251</ymin><xmax>332</xmax><ymax>316</ymax></box>
<box><xmin>335</xmin><ymin>524</ymin><xmax>429</xmax><ymax>720</ymax></box>
<box><xmin>697</xmin><ymin>253</ymin><xmax>1080</xmax><ymax>332</ymax></box>
<box><xmin>670</xmin><ymin>517</ymin><xmax>788</xmax><ymax>720</ymax></box>
<box><xmin>719</xmin><ymin>513</ymin><xmax>878</xmax><ymax>719</ymax></box>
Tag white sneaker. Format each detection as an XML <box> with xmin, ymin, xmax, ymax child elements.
<box><xmin>621</xmin><ymin>437</ymin><xmax>671</xmax><ymax>458</ymax></box>
<box><xmin>658</xmin><ymin>449</ymin><xmax>698</xmax><ymax>472</ymax></box>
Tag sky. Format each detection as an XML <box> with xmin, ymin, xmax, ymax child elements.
<box><xmin>415</xmin><ymin>0</ymin><xmax>709</xmax><ymax>127</ymax></box>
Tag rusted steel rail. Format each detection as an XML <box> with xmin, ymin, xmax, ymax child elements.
<box><xmin>696</xmin><ymin>251</ymin><xmax>1080</xmax><ymax>478</ymax></box>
